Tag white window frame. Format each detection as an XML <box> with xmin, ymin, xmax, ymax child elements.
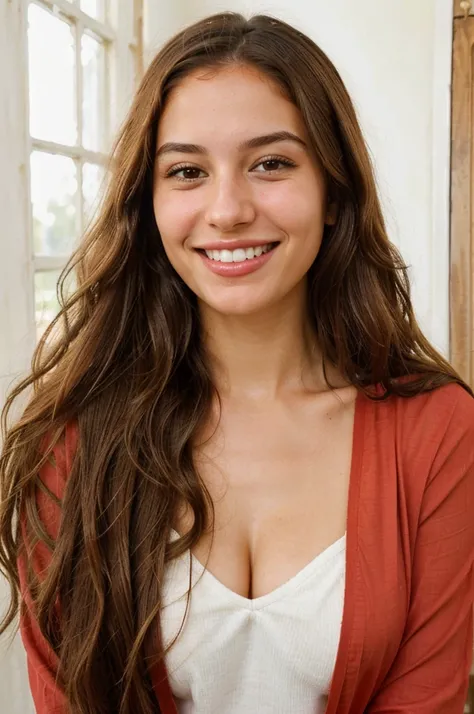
<box><xmin>0</xmin><ymin>0</ymin><xmax>143</xmax><ymax>390</ymax></box>
<box><xmin>30</xmin><ymin>0</ymin><xmax>143</xmax><ymax>269</ymax></box>
<box><xmin>0</xmin><ymin>9</ymin><xmax>143</xmax><ymax>708</ymax></box>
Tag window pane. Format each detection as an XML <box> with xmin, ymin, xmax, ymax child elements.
<box><xmin>80</xmin><ymin>0</ymin><xmax>105</xmax><ymax>21</ymax></box>
<box><xmin>35</xmin><ymin>270</ymin><xmax>61</xmax><ymax>341</ymax></box>
<box><xmin>83</xmin><ymin>162</ymin><xmax>105</xmax><ymax>224</ymax></box>
<box><xmin>31</xmin><ymin>152</ymin><xmax>78</xmax><ymax>256</ymax></box>
<box><xmin>28</xmin><ymin>4</ymin><xmax>76</xmax><ymax>146</ymax></box>
<box><xmin>82</xmin><ymin>33</ymin><xmax>106</xmax><ymax>151</ymax></box>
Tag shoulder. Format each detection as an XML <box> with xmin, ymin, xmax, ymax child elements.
<box><xmin>366</xmin><ymin>381</ymin><xmax>474</xmax><ymax>436</ymax></box>
<box><xmin>404</xmin><ymin>385</ymin><xmax>474</xmax><ymax>540</ymax></box>
<box><xmin>392</xmin><ymin>381</ymin><xmax>474</xmax><ymax>441</ymax></box>
<box><xmin>403</xmin><ymin>384</ymin><xmax>473</xmax><ymax>492</ymax></box>
<box><xmin>362</xmin><ymin>382</ymin><xmax>474</xmax><ymax>487</ymax></box>
<box><xmin>429</xmin><ymin>381</ymin><xmax>474</xmax><ymax>433</ymax></box>
<box><xmin>417</xmin><ymin>383</ymin><xmax>474</xmax><ymax>487</ymax></box>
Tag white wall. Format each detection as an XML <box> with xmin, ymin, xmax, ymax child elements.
<box><xmin>144</xmin><ymin>0</ymin><xmax>453</xmax><ymax>356</ymax></box>
<box><xmin>0</xmin><ymin>2</ymin><xmax>35</xmax><ymax>709</ymax></box>
<box><xmin>0</xmin><ymin>0</ymin><xmax>36</xmax><ymax>408</ymax></box>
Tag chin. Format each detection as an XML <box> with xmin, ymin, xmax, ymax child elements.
<box><xmin>198</xmin><ymin>288</ymin><xmax>276</xmax><ymax>317</ymax></box>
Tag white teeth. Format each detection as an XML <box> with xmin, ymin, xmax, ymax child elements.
<box><xmin>204</xmin><ymin>243</ymin><xmax>274</xmax><ymax>262</ymax></box>
<box><xmin>232</xmin><ymin>249</ymin><xmax>247</xmax><ymax>262</ymax></box>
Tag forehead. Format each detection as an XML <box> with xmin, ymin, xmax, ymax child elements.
<box><xmin>157</xmin><ymin>64</ymin><xmax>308</xmax><ymax>147</ymax></box>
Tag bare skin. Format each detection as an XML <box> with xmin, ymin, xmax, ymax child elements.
<box><xmin>181</xmin><ymin>385</ymin><xmax>356</xmax><ymax>601</ymax></box>
<box><xmin>175</xmin><ymin>299</ymin><xmax>357</xmax><ymax>600</ymax></box>
<box><xmin>154</xmin><ymin>64</ymin><xmax>357</xmax><ymax>600</ymax></box>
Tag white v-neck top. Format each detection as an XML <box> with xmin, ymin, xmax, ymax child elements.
<box><xmin>161</xmin><ymin>529</ymin><xmax>346</xmax><ymax>714</ymax></box>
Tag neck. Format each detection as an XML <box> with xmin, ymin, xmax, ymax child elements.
<box><xmin>200</xmin><ymin>285</ymin><xmax>328</xmax><ymax>400</ymax></box>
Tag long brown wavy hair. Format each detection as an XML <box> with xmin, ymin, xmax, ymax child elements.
<box><xmin>0</xmin><ymin>11</ymin><xmax>470</xmax><ymax>714</ymax></box>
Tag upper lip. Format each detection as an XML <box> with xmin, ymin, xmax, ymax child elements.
<box><xmin>194</xmin><ymin>239</ymin><xmax>278</xmax><ymax>251</ymax></box>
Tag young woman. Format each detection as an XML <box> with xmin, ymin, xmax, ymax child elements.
<box><xmin>1</xmin><ymin>12</ymin><xmax>473</xmax><ymax>714</ymax></box>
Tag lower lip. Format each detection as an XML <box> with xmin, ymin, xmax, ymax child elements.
<box><xmin>197</xmin><ymin>246</ymin><xmax>278</xmax><ymax>277</ymax></box>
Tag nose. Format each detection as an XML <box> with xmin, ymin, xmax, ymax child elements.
<box><xmin>204</xmin><ymin>174</ymin><xmax>256</xmax><ymax>232</ymax></box>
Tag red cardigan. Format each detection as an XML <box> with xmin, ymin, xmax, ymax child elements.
<box><xmin>18</xmin><ymin>382</ymin><xmax>474</xmax><ymax>713</ymax></box>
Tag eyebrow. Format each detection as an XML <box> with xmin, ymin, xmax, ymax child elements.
<box><xmin>155</xmin><ymin>130</ymin><xmax>307</xmax><ymax>159</ymax></box>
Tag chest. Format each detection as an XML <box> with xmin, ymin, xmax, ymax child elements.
<box><xmin>162</xmin><ymin>527</ymin><xmax>346</xmax><ymax>713</ymax></box>
<box><xmin>176</xmin><ymin>389</ymin><xmax>357</xmax><ymax>599</ymax></box>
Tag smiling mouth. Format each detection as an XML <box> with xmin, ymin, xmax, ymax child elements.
<box><xmin>197</xmin><ymin>242</ymin><xmax>279</xmax><ymax>263</ymax></box>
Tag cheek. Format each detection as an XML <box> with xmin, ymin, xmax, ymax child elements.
<box><xmin>259</xmin><ymin>182</ymin><xmax>326</xmax><ymax>244</ymax></box>
<box><xmin>153</xmin><ymin>190</ymin><xmax>199</xmax><ymax>254</ymax></box>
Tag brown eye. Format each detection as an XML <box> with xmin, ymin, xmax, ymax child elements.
<box><xmin>262</xmin><ymin>160</ymin><xmax>281</xmax><ymax>171</ymax></box>
<box><xmin>180</xmin><ymin>168</ymin><xmax>202</xmax><ymax>180</ymax></box>
<box><xmin>252</xmin><ymin>157</ymin><xmax>295</xmax><ymax>174</ymax></box>
<box><xmin>166</xmin><ymin>165</ymin><xmax>206</xmax><ymax>181</ymax></box>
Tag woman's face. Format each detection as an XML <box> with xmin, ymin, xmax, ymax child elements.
<box><xmin>153</xmin><ymin>64</ymin><xmax>334</xmax><ymax>316</ymax></box>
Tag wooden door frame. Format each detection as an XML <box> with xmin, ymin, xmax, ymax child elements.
<box><xmin>451</xmin><ymin>19</ymin><xmax>474</xmax><ymax>705</ymax></box>
<box><xmin>450</xmin><ymin>2</ymin><xmax>474</xmax><ymax>386</ymax></box>
<box><xmin>453</xmin><ymin>0</ymin><xmax>473</xmax><ymax>18</ymax></box>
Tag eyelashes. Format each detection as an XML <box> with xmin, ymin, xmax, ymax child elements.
<box><xmin>164</xmin><ymin>155</ymin><xmax>297</xmax><ymax>182</ymax></box>
<box><xmin>252</xmin><ymin>157</ymin><xmax>296</xmax><ymax>173</ymax></box>
<box><xmin>165</xmin><ymin>165</ymin><xmax>205</xmax><ymax>181</ymax></box>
